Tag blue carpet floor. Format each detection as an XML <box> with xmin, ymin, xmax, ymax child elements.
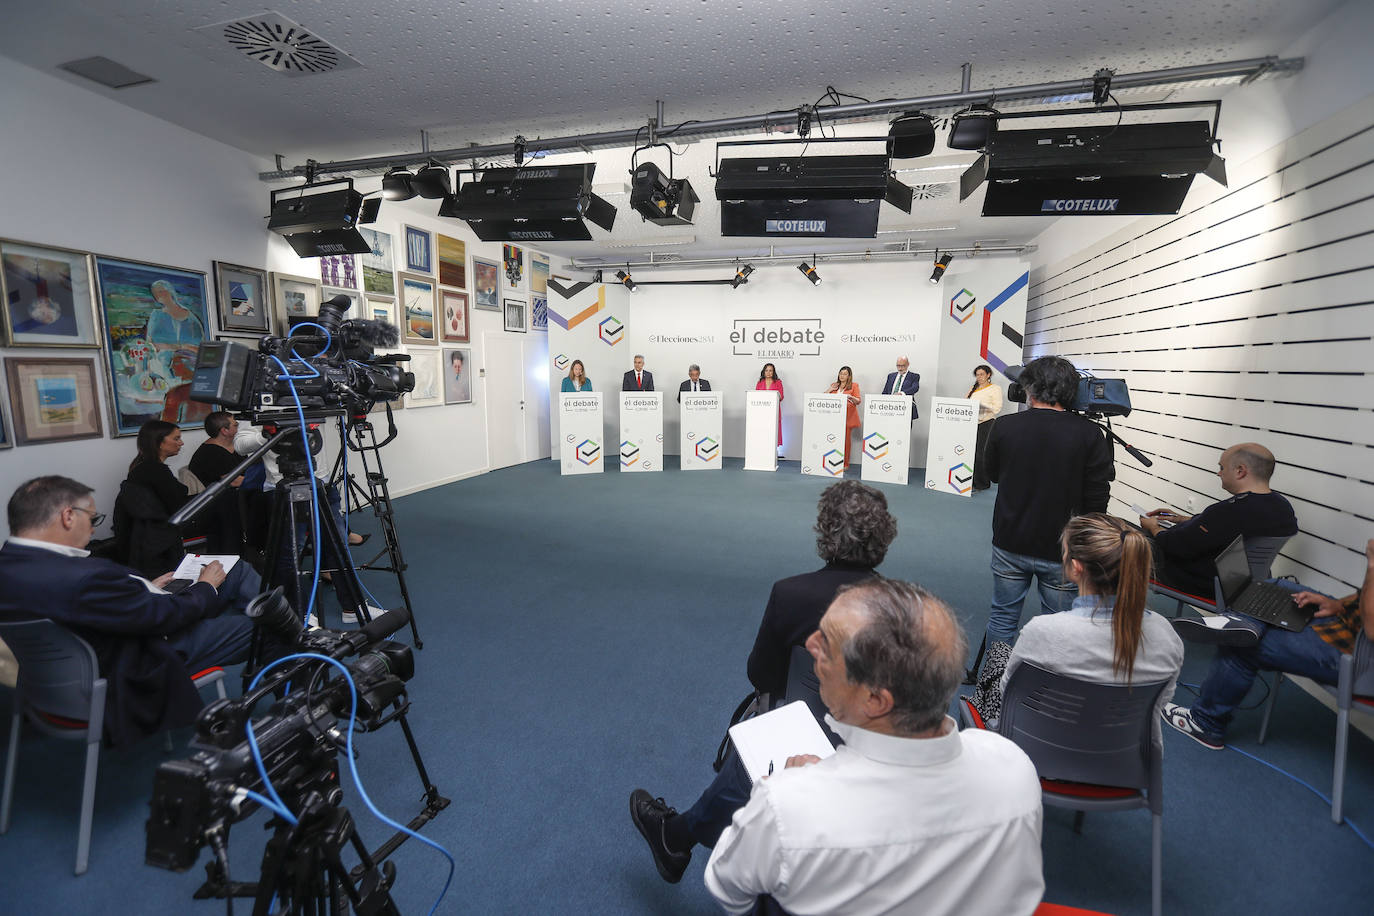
<box><xmin>1</xmin><ymin>457</ymin><xmax>1371</xmax><ymax>914</ymax></box>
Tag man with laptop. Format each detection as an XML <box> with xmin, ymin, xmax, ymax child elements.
<box><xmin>1163</xmin><ymin>538</ymin><xmax>1374</xmax><ymax>750</ymax></box>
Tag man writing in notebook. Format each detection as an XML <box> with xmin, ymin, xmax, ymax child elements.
<box><xmin>704</xmin><ymin>579</ymin><xmax>1044</xmax><ymax>915</ymax></box>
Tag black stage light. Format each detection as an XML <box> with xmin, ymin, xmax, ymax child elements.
<box><xmin>797</xmin><ymin>261</ymin><xmax>821</xmax><ymax>286</ymax></box>
<box><xmin>381</xmin><ymin>167</ymin><xmax>415</xmax><ymax>201</ymax></box>
<box><xmin>888</xmin><ymin>112</ymin><xmax>936</xmax><ymax>159</ymax></box>
<box><xmin>268</xmin><ymin>178</ymin><xmax>372</xmax><ymax>258</ymax></box>
<box><xmin>359</xmin><ymin>197</ymin><xmax>382</xmax><ymax>225</ymax></box>
<box><xmin>615</xmin><ymin>269</ymin><xmax>639</xmax><ymax>293</ymax></box>
<box><xmin>630</xmin><ymin>162</ymin><xmax>701</xmax><ymax>227</ymax></box>
<box><xmin>948</xmin><ymin>105</ymin><xmax>999</xmax><ymax>151</ymax></box>
<box><xmin>411</xmin><ymin>162</ymin><xmax>451</xmax><ymax>199</ymax></box>
<box><xmin>929</xmin><ymin>252</ymin><xmax>953</xmax><ymax>284</ymax></box>
<box><xmin>731</xmin><ymin>264</ymin><xmax>754</xmax><ymax>289</ymax></box>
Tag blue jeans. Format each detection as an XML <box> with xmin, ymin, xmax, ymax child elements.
<box><xmin>681</xmin><ymin>749</ymin><xmax>753</xmax><ymax>849</ymax></box>
<box><xmin>986</xmin><ymin>545</ymin><xmax>1077</xmax><ymax>643</ymax></box>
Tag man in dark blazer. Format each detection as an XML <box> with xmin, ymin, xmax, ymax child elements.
<box><xmin>0</xmin><ymin>476</ymin><xmax>260</xmax><ymax>747</ymax></box>
<box><xmin>622</xmin><ymin>354</ymin><xmax>654</xmax><ymax>391</ymax></box>
<box><xmin>677</xmin><ymin>364</ymin><xmax>712</xmax><ymax>402</ymax></box>
<box><xmin>881</xmin><ymin>355</ymin><xmax>921</xmax><ymax>418</ymax></box>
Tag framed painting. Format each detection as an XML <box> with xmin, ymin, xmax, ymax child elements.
<box><xmin>367</xmin><ymin>295</ymin><xmax>396</xmax><ymax>327</ymax></box>
<box><xmin>398</xmin><ymin>272</ymin><xmax>437</xmax><ymax>346</ymax></box>
<box><xmin>212</xmin><ymin>261</ymin><xmax>271</xmax><ymax>335</ymax></box>
<box><xmin>271</xmin><ymin>272</ymin><xmax>323</xmax><ymax>334</ymax></box>
<box><xmin>0</xmin><ymin>381</ymin><xmax>11</xmax><ymax>448</ymax></box>
<box><xmin>443</xmin><ymin>347</ymin><xmax>472</xmax><ymax>405</ymax></box>
<box><xmin>530</xmin><ymin>253</ymin><xmax>550</xmax><ymax>295</ymax></box>
<box><xmin>440</xmin><ymin>288</ymin><xmax>469</xmax><ymax>343</ymax></box>
<box><xmin>319</xmin><ymin>253</ymin><xmax>358</xmax><ymax>290</ymax></box>
<box><xmin>504</xmin><ymin>297</ymin><xmax>527</xmax><ymax>333</ymax></box>
<box><xmin>501</xmin><ymin>243</ymin><xmax>524</xmax><ymax>292</ymax></box>
<box><xmin>404</xmin><ymin>348</ymin><xmax>444</xmax><ymax>408</ymax></box>
<box><xmin>323</xmin><ymin>286</ymin><xmax>363</xmax><ymax>319</ymax></box>
<box><xmin>404</xmin><ymin>225</ymin><xmax>433</xmax><ymax>274</ymax></box>
<box><xmin>472</xmin><ymin>256</ymin><xmax>500</xmax><ymax>311</ymax></box>
<box><xmin>531</xmin><ymin>294</ymin><xmax>548</xmax><ymax>332</ymax></box>
<box><xmin>359</xmin><ymin>227</ymin><xmax>396</xmax><ymax>296</ymax></box>
<box><xmin>1</xmin><ymin>240</ymin><xmax>100</xmax><ymax>347</ymax></box>
<box><xmin>94</xmin><ymin>256</ymin><xmax>211</xmax><ymax>436</ymax></box>
<box><xmin>436</xmin><ymin>233</ymin><xmax>466</xmax><ymax>288</ymax></box>
<box><xmin>4</xmin><ymin>356</ymin><xmax>104</xmax><ymax>445</ymax></box>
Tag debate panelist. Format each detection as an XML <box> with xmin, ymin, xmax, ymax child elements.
<box><xmin>755</xmin><ymin>363</ymin><xmax>784</xmax><ymax>448</ymax></box>
<box><xmin>561</xmin><ymin>359</ymin><xmax>592</xmax><ymax>392</ymax></box>
<box><xmin>968</xmin><ymin>364</ymin><xmax>1003</xmax><ymax>491</ymax></box>
<box><xmin>827</xmin><ymin>365</ymin><xmax>862</xmax><ymax>467</ymax></box>
<box><xmin>677</xmin><ymin>364</ymin><xmax>711</xmax><ymax>402</ymax></box>
<box><xmin>622</xmin><ymin>354</ymin><xmax>654</xmax><ymax>391</ymax></box>
<box><xmin>881</xmin><ymin>355</ymin><xmax>920</xmax><ymax>418</ymax></box>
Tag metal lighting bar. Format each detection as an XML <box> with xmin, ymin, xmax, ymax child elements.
<box><xmin>567</xmin><ymin>242</ymin><xmax>1030</xmax><ymax>273</ymax></box>
<box><xmin>258</xmin><ymin>56</ymin><xmax>1303</xmax><ymax>182</ymax></box>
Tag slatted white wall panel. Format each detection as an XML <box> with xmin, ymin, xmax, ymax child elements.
<box><xmin>1027</xmin><ymin>93</ymin><xmax>1374</xmax><ymax>596</ymax></box>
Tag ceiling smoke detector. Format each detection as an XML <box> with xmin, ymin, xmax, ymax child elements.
<box><xmin>197</xmin><ymin>11</ymin><xmax>361</xmax><ymax>76</ymax></box>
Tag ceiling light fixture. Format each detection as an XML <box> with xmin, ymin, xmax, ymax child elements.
<box><xmin>797</xmin><ymin>261</ymin><xmax>821</xmax><ymax>286</ymax></box>
<box><xmin>616</xmin><ymin>269</ymin><xmax>639</xmax><ymax>293</ymax></box>
<box><xmin>629</xmin><ymin>160</ymin><xmax>700</xmax><ymax>227</ymax></box>
<box><xmin>731</xmin><ymin>264</ymin><xmax>754</xmax><ymax>289</ymax></box>
<box><xmin>948</xmin><ymin>105</ymin><xmax>1000</xmax><ymax>151</ymax></box>
<box><xmin>411</xmin><ymin>161</ymin><xmax>451</xmax><ymax>199</ymax></box>
<box><xmin>887</xmin><ymin>111</ymin><xmax>936</xmax><ymax>159</ymax></box>
<box><xmin>929</xmin><ymin>253</ymin><xmax>953</xmax><ymax>284</ymax></box>
<box><xmin>381</xmin><ymin>167</ymin><xmax>415</xmax><ymax>201</ymax></box>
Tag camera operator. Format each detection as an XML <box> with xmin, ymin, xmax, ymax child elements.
<box><xmin>971</xmin><ymin>356</ymin><xmax>1114</xmax><ymax>720</ymax></box>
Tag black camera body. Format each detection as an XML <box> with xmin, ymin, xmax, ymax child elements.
<box><xmin>1006</xmin><ymin>368</ymin><xmax>1132</xmax><ymax>418</ymax></box>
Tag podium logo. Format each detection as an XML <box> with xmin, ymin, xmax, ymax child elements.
<box><xmin>620</xmin><ymin>440</ymin><xmax>639</xmax><ymax>466</ymax></box>
<box><xmin>881</xmin><ymin>461</ymin><xmax>894</xmax><ymax>472</ymax></box>
<box><xmin>577</xmin><ymin>439</ymin><xmax>601</xmax><ymax>465</ymax></box>
<box><xmin>823</xmin><ymin>449</ymin><xmax>846</xmax><ymax>477</ymax></box>
<box><xmin>954</xmin><ymin>444</ymin><xmax>966</xmax><ymax>456</ymax></box>
<box><xmin>599</xmin><ymin>315</ymin><xmax>624</xmax><ymax>346</ymax></box>
<box><xmin>565</xmin><ymin>434</ymin><xmax>576</xmax><ymax>443</ymax></box>
<box><xmin>948</xmin><ymin>462</ymin><xmax>973</xmax><ymax>494</ymax></box>
<box><xmin>553</xmin><ymin>353</ymin><xmax>570</xmax><ymax>371</ymax></box>
<box><xmin>687</xmin><ymin>431</ymin><xmax>697</xmax><ymax>440</ymax></box>
<box><xmin>695</xmin><ymin>436</ymin><xmax>720</xmax><ymax>461</ymax></box>
<box><xmin>826</xmin><ymin>432</ymin><xmax>837</xmax><ymax>443</ymax></box>
<box><xmin>949</xmin><ymin>288</ymin><xmax>976</xmax><ymax>325</ymax></box>
<box><xmin>655</xmin><ymin>433</ymin><xmax>664</xmax><ymax>442</ymax></box>
<box><xmin>863</xmin><ymin>432</ymin><xmax>889</xmax><ymax>460</ymax></box>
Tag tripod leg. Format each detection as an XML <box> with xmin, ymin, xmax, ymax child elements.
<box><xmin>312</xmin><ymin>479</ymin><xmax>370</xmax><ymax>625</ymax></box>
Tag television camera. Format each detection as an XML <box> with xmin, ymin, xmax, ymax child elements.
<box><xmin>1004</xmin><ymin>364</ymin><xmax>1151</xmax><ymax>467</ymax></box>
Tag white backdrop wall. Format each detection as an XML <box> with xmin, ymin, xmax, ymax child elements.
<box><xmin>934</xmin><ymin>261</ymin><xmax>1029</xmax><ymax>415</ymax></box>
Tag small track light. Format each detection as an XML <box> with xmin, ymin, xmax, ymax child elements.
<box><xmin>381</xmin><ymin>167</ymin><xmax>415</xmax><ymax>201</ymax></box>
<box><xmin>616</xmin><ymin>269</ymin><xmax>639</xmax><ymax>293</ymax></box>
<box><xmin>929</xmin><ymin>253</ymin><xmax>953</xmax><ymax>284</ymax></box>
<box><xmin>797</xmin><ymin>261</ymin><xmax>821</xmax><ymax>286</ymax></box>
<box><xmin>411</xmin><ymin>162</ymin><xmax>451</xmax><ymax>199</ymax></box>
<box><xmin>731</xmin><ymin>264</ymin><xmax>754</xmax><ymax>289</ymax></box>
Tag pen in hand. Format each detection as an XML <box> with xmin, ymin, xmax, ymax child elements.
<box><xmin>768</xmin><ymin>760</ymin><xmax>774</xmax><ymax>776</ymax></box>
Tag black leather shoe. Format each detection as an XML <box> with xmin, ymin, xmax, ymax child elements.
<box><xmin>1172</xmin><ymin>613</ymin><xmax>1262</xmax><ymax>647</ymax></box>
<box><xmin>630</xmin><ymin>789</ymin><xmax>691</xmax><ymax>883</ymax></box>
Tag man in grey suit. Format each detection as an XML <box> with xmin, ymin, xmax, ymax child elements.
<box><xmin>881</xmin><ymin>355</ymin><xmax>921</xmax><ymax>418</ymax></box>
<box><xmin>622</xmin><ymin>354</ymin><xmax>654</xmax><ymax>392</ymax></box>
<box><xmin>677</xmin><ymin>364</ymin><xmax>712</xmax><ymax>402</ymax></box>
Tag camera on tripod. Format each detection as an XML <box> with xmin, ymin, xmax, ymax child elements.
<box><xmin>1005</xmin><ymin>365</ymin><xmax>1132</xmax><ymax>418</ymax></box>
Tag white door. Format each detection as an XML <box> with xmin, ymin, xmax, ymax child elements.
<box><xmin>484</xmin><ymin>332</ymin><xmax>528</xmax><ymax>469</ymax></box>
<box><xmin>524</xmin><ymin>333</ymin><xmax>552</xmax><ymax>460</ymax></box>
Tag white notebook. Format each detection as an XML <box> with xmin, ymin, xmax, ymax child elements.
<box><xmin>728</xmin><ymin>700</ymin><xmax>837</xmax><ymax>785</ymax></box>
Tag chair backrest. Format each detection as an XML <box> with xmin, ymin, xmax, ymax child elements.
<box><xmin>0</xmin><ymin>618</ymin><xmax>104</xmax><ymax>733</ymax></box>
<box><xmin>999</xmin><ymin>662</ymin><xmax>1168</xmax><ymax>792</ymax></box>
<box><xmin>177</xmin><ymin>465</ymin><xmax>207</xmax><ymax>496</ymax></box>
<box><xmin>1242</xmin><ymin>535</ymin><xmax>1290</xmax><ymax>581</ymax></box>
<box><xmin>783</xmin><ymin>644</ymin><xmax>841</xmax><ymax>747</ymax></box>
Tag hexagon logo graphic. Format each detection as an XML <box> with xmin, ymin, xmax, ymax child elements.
<box><xmin>553</xmin><ymin>353</ymin><xmax>570</xmax><ymax>371</ymax></box>
<box><xmin>948</xmin><ymin>461</ymin><xmax>974</xmax><ymax>494</ymax></box>
<box><xmin>863</xmin><ymin>431</ymin><xmax>889</xmax><ymax>460</ymax></box>
<box><xmin>576</xmin><ymin>439</ymin><xmax>601</xmax><ymax>465</ymax></box>
<box><xmin>822</xmin><ymin>449</ymin><xmax>846</xmax><ymax>476</ymax></box>
<box><xmin>598</xmin><ymin>315</ymin><xmax>625</xmax><ymax>346</ymax></box>
<box><xmin>620</xmin><ymin>440</ymin><xmax>640</xmax><ymax>466</ymax></box>
<box><xmin>949</xmin><ymin>288</ymin><xmax>977</xmax><ymax>324</ymax></box>
<box><xmin>954</xmin><ymin>443</ymin><xmax>966</xmax><ymax>456</ymax></box>
<box><xmin>695</xmin><ymin>436</ymin><xmax>720</xmax><ymax>461</ymax></box>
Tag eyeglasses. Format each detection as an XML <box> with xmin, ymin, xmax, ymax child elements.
<box><xmin>69</xmin><ymin>506</ymin><xmax>106</xmax><ymax>527</ymax></box>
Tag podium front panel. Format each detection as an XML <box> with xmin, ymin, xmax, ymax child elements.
<box><xmin>743</xmin><ymin>389</ymin><xmax>779</xmax><ymax>472</ymax></box>
<box><xmin>800</xmin><ymin>393</ymin><xmax>847</xmax><ymax>478</ymax></box>
<box><xmin>923</xmin><ymin>397</ymin><xmax>979</xmax><ymax>496</ymax></box>
<box><xmin>559</xmin><ymin>392</ymin><xmax>604</xmax><ymax>475</ymax></box>
<box><xmin>619</xmin><ymin>391</ymin><xmax>663</xmax><ymax>472</ymax></box>
<box><xmin>681</xmin><ymin>392</ymin><xmax>723</xmax><ymax>470</ymax></box>
<box><xmin>861</xmin><ymin>394</ymin><xmax>913</xmax><ymax>485</ymax></box>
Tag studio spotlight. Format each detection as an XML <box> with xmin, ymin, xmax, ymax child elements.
<box><xmin>615</xmin><ymin>269</ymin><xmax>639</xmax><ymax>293</ymax></box>
<box><xmin>359</xmin><ymin>197</ymin><xmax>382</xmax><ymax>225</ymax></box>
<box><xmin>411</xmin><ymin>162</ymin><xmax>451</xmax><ymax>199</ymax></box>
<box><xmin>731</xmin><ymin>264</ymin><xmax>754</xmax><ymax>289</ymax></box>
<box><xmin>888</xmin><ymin>112</ymin><xmax>936</xmax><ymax>159</ymax></box>
<box><xmin>797</xmin><ymin>261</ymin><xmax>821</xmax><ymax>286</ymax></box>
<box><xmin>929</xmin><ymin>253</ymin><xmax>953</xmax><ymax>284</ymax></box>
<box><xmin>381</xmin><ymin>167</ymin><xmax>415</xmax><ymax>201</ymax></box>
<box><xmin>948</xmin><ymin>105</ymin><xmax>999</xmax><ymax>151</ymax></box>
<box><xmin>629</xmin><ymin>161</ymin><xmax>700</xmax><ymax>227</ymax></box>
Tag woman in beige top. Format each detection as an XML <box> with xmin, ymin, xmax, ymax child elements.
<box><xmin>968</xmin><ymin>364</ymin><xmax>1003</xmax><ymax>491</ymax></box>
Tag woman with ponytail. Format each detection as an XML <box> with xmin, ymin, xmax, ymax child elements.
<box><xmin>972</xmin><ymin>513</ymin><xmax>1184</xmax><ymax>733</ymax></box>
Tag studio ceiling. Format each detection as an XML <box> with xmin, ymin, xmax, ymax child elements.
<box><xmin>1</xmin><ymin>0</ymin><xmax>1340</xmax><ymax>261</ymax></box>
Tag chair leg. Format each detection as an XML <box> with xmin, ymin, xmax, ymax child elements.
<box><xmin>75</xmin><ymin>735</ymin><xmax>100</xmax><ymax>875</ymax></box>
<box><xmin>1257</xmin><ymin>673</ymin><xmax>1283</xmax><ymax>744</ymax></box>
<box><xmin>1</xmin><ymin>710</ymin><xmax>20</xmax><ymax>834</ymax></box>
<box><xmin>1333</xmin><ymin>702</ymin><xmax>1349</xmax><ymax>824</ymax></box>
<box><xmin>1151</xmin><ymin>812</ymin><xmax>1163</xmax><ymax>916</ymax></box>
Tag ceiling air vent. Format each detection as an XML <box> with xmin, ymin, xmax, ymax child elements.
<box><xmin>909</xmin><ymin>182</ymin><xmax>955</xmax><ymax>201</ymax></box>
<box><xmin>196</xmin><ymin>11</ymin><xmax>361</xmax><ymax>76</ymax></box>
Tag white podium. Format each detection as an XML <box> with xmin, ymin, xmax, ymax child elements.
<box><xmin>559</xmin><ymin>392</ymin><xmax>604</xmax><ymax>475</ymax></box>
<box><xmin>923</xmin><ymin>397</ymin><xmax>979</xmax><ymax>496</ymax></box>
<box><xmin>680</xmin><ymin>392</ymin><xmax>723</xmax><ymax>470</ymax></box>
<box><xmin>861</xmin><ymin>394</ymin><xmax>913</xmax><ymax>485</ymax></box>
<box><xmin>801</xmin><ymin>393</ymin><xmax>847</xmax><ymax>478</ymax></box>
<box><xmin>619</xmin><ymin>391</ymin><xmax>663</xmax><ymax>472</ymax></box>
<box><xmin>743</xmin><ymin>389</ymin><xmax>779</xmax><ymax>471</ymax></box>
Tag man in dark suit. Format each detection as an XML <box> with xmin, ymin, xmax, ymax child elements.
<box><xmin>630</xmin><ymin>480</ymin><xmax>898</xmax><ymax>884</ymax></box>
<box><xmin>677</xmin><ymin>364</ymin><xmax>712</xmax><ymax>402</ymax></box>
<box><xmin>0</xmin><ymin>476</ymin><xmax>261</xmax><ymax>747</ymax></box>
<box><xmin>881</xmin><ymin>355</ymin><xmax>921</xmax><ymax>418</ymax></box>
<box><xmin>622</xmin><ymin>354</ymin><xmax>654</xmax><ymax>392</ymax></box>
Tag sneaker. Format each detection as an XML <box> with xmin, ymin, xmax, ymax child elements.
<box><xmin>629</xmin><ymin>789</ymin><xmax>691</xmax><ymax>884</ymax></box>
<box><xmin>1172</xmin><ymin>613</ymin><xmax>1262</xmax><ymax>648</ymax></box>
<box><xmin>1161</xmin><ymin>703</ymin><xmax>1224</xmax><ymax>750</ymax></box>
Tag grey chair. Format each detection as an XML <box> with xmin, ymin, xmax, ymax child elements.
<box><xmin>1151</xmin><ymin>533</ymin><xmax>1292</xmax><ymax>617</ymax></box>
<box><xmin>963</xmin><ymin>662</ymin><xmax>1170</xmax><ymax>916</ymax></box>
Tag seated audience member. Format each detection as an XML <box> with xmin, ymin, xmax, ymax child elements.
<box><xmin>0</xmin><ymin>476</ymin><xmax>263</xmax><ymax>747</ymax></box>
<box><xmin>1139</xmin><ymin>442</ymin><xmax>1298</xmax><ymax>596</ymax></box>
<box><xmin>116</xmin><ymin>419</ymin><xmax>199</xmax><ymax>574</ymax></box>
<box><xmin>703</xmin><ymin>579</ymin><xmax>1044</xmax><ymax>915</ymax></box>
<box><xmin>1163</xmin><ymin>538</ymin><xmax>1374</xmax><ymax>750</ymax></box>
<box><xmin>188</xmin><ymin>410</ymin><xmax>246</xmax><ymax>488</ymax></box>
<box><xmin>972</xmin><ymin>513</ymin><xmax>1184</xmax><ymax>729</ymax></box>
<box><xmin>630</xmin><ymin>480</ymin><xmax>897</xmax><ymax>883</ymax></box>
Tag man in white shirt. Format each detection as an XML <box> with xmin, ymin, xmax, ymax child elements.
<box><xmin>704</xmin><ymin>579</ymin><xmax>1044</xmax><ymax>916</ymax></box>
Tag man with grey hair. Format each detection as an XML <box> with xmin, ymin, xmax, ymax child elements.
<box><xmin>880</xmin><ymin>355</ymin><xmax>921</xmax><ymax>417</ymax></box>
<box><xmin>705</xmin><ymin>579</ymin><xmax>1044</xmax><ymax>914</ymax></box>
<box><xmin>622</xmin><ymin>354</ymin><xmax>654</xmax><ymax>391</ymax></box>
<box><xmin>677</xmin><ymin>363</ymin><xmax>712</xmax><ymax>402</ymax></box>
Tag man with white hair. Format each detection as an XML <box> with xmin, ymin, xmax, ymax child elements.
<box><xmin>880</xmin><ymin>355</ymin><xmax>920</xmax><ymax>418</ymax></box>
<box><xmin>622</xmin><ymin>354</ymin><xmax>654</xmax><ymax>391</ymax></box>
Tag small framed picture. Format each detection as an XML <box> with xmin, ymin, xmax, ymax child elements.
<box><xmin>1</xmin><ymin>240</ymin><xmax>100</xmax><ymax>347</ymax></box>
<box><xmin>0</xmin><ymin>384</ymin><xmax>13</xmax><ymax>449</ymax></box>
<box><xmin>472</xmin><ymin>256</ymin><xmax>500</xmax><ymax>310</ymax></box>
<box><xmin>440</xmin><ymin>288</ymin><xmax>470</xmax><ymax>343</ymax></box>
<box><xmin>404</xmin><ymin>348</ymin><xmax>444</xmax><ymax>408</ymax></box>
<box><xmin>213</xmin><ymin>261</ymin><xmax>271</xmax><ymax>335</ymax></box>
<box><xmin>322</xmin><ymin>286</ymin><xmax>363</xmax><ymax>319</ymax></box>
<box><xmin>436</xmin><ymin>233</ymin><xmax>466</xmax><ymax>288</ymax></box>
<box><xmin>359</xmin><ymin>227</ymin><xmax>396</xmax><ymax>296</ymax></box>
<box><xmin>443</xmin><ymin>347</ymin><xmax>472</xmax><ymax>405</ymax></box>
<box><xmin>530</xmin><ymin>253</ymin><xmax>550</xmax><ymax>295</ymax></box>
<box><xmin>4</xmin><ymin>356</ymin><xmax>104</xmax><ymax>445</ymax></box>
<box><xmin>271</xmin><ymin>272</ymin><xmax>323</xmax><ymax>333</ymax></box>
<box><xmin>367</xmin><ymin>295</ymin><xmax>395</xmax><ymax>326</ymax></box>
<box><xmin>398</xmin><ymin>272</ymin><xmax>437</xmax><ymax>346</ymax></box>
<box><xmin>319</xmin><ymin>253</ymin><xmax>358</xmax><ymax>290</ymax></box>
<box><xmin>501</xmin><ymin>243</ymin><xmax>524</xmax><ymax>292</ymax></box>
<box><xmin>404</xmin><ymin>225</ymin><xmax>433</xmax><ymax>274</ymax></box>
<box><xmin>504</xmin><ymin>297</ymin><xmax>527</xmax><ymax>333</ymax></box>
<box><xmin>531</xmin><ymin>294</ymin><xmax>548</xmax><ymax>332</ymax></box>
